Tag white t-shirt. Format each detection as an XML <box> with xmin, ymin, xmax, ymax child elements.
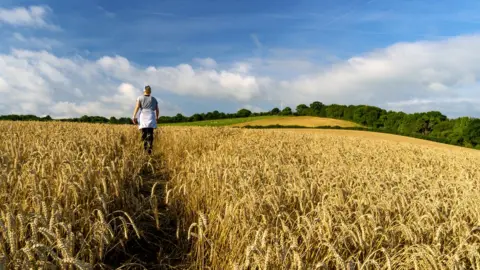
<box><xmin>137</xmin><ymin>95</ymin><xmax>158</xmax><ymax>129</ymax></box>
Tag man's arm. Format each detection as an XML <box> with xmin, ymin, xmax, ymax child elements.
<box><xmin>132</xmin><ymin>100</ymin><xmax>140</xmax><ymax>124</ymax></box>
<box><xmin>155</xmin><ymin>104</ymin><xmax>160</xmax><ymax>121</ymax></box>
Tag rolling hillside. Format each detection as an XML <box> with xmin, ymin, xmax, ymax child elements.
<box><xmin>274</xmin><ymin>128</ymin><xmax>479</xmax><ymax>152</ymax></box>
<box><xmin>232</xmin><ymin>116</ymin><xmax>360</xmax><ymax>128</ymax></box>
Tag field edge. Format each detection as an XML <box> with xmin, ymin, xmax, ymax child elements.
<box><xmin>238</xmin><ymin>124</ymin><xmax>480</xmax><ymax>151</ymax></box>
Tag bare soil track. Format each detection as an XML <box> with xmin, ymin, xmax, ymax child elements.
<box><xmin>103</xmin><ymin>154</ymin><xmax>190</xmax><ymax>270</ymax></box>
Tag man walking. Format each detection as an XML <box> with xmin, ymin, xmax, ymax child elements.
<box><xmin>132</xmin><ymin>85</ymin><xmax>159</xmax><ymax>154</ymax></box>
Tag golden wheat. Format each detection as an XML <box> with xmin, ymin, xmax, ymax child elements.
<box><xmin>159</xmin><ymin>126</ymin><xmax>480</xmax><ymax>270</ymax></box>
<box><xmin>0</xmin><ymin>121</ymin><xmax>157</xmax><ymax>269</ymax></box>
<box><xmin>2</xmin><ymin>121</ymin><xmax>480</xmax><ymax>269</ymax></box>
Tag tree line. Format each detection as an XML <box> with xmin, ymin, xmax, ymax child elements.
<box><xmin>1</xmin><ymin>101</ymin><xmax>479</xmax><ymax>149</ymax></box>
<box><xmin>292</xmin><ymin>102</ymin><xmax>480</xmax><ymax>149</ymax></box>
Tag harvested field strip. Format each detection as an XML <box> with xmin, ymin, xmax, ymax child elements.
<box><xmin>232</xmin><ymin>116</ymin><xmax>360</xmax><ymax>128</ymax></box>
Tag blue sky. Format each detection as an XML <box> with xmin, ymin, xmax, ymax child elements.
<box><xmin>1</xmin><ymin>0</ymin><xmax>480</xmax><ymax>118</ymax></box>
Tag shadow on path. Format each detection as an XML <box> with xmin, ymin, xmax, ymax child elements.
<box><xmin>103</xmin><ymin>153</ymin><xmax>190</xmax><ymax>269</ymax></box>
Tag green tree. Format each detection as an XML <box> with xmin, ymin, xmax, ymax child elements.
<box><xmin>118</xmin><ymin>117</ymin><xmax>132</xmax><ymax>124</ymax></box>
<box><xmin>466</xmin><ymin>119</ymin><xmax>480</xmax><ymax>146</ymax></box>
<box><xmin>270</xmin><ymin>107</ymin><xmax>280</xmax><ymax>115</ymax></box>
<box><xmin>366</xmin><ymin>109</ymin><xmax>380</xmax><ymax>127</ymax></box>
<box><xmin>174</xmin><ymin>113</ymin><xmax>186</xmax><ymax>122</ymax></box>
<box><xmin>309</xmin><ymin>101</ymin><xmax>325</xmax><ymax>116</ymax></box>
<box><xmin>237</xmin><ymin>109</ymin><xmax>252</xmax><ymax>118</ymax></box>
<box><xmin>326</xmin><ymin>104</ymin><xmax>346</xmax><ymax>118</ymax></box>
<box><xmin>205</xmin><ymin>112</ymin><xmax>214</xmax><ymax>120</ymax></box>
<box><xmin>397</xmin><ymin>114</ymin><xmax>418</xmax><ymax>134</ymax></box>
<box><xmin>79</xmin><ymin>115</ymin><xmax>90</xmax><ymax>123</ymax></box>
<box><xmin>296</xmin><ymin>104</ymin><xmax>310</xmax><ymax>116</ymax></box>
<box><xmin>191</xmin><ymin>113</ymin><xmax>203</xmax><ymax>122</ymax></box>
<box><xmin>343</xmin><ymin>106</ymin><xmax>356</xmax><ymax>120</ymax></box>
<box><xmin>448</xmin><ymin>117</ymin><xmax>472</xmax><ymax>145</ymax></box>
<box><xmin>281</xmin><ymin>107</ymin><xmax>292</xmax><ymax>115</ymax></box>
<box><xmin>415</xmin><ymin>111</ymin><xmax>448</xmax><ymax>135</ymax></box>
<box><xmin>352</xmin><ymin>106</ymin><xmax>385</xmax><ymax>127</ymax></box>
<box><xmin>353</xmin><ymin>106</ymin><xmax>367</xmax><ymax>125</ymax></box>
<box><xmin>212</xmin><ymin>110</ymin><xmax>221</xmax><ymax>119</ymax></box>
<box><xmin>380</xmin><ymin>111</ymin><xmax>406</xmax><ymax>131</ymax></box>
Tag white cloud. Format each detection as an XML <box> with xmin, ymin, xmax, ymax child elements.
<box><xmin>95</xmin><ymin>56</ymin><xmax>263</xmax><ymax>101</ymax></box>
<box><xmin>230</xmin><ymin>62</ymin><xmax>252</xmax><ymax>74</ymax></box>
<box><xmin>102</xmin><ymin>83</ymin><xmax>138</xmax><ymax>106</ymax></box>
<box><xmin>274</xmin><ymin>34</ymin><xmax>480</xmax><ymax>117</ymax></box>
<box><xmin>0</xmin><ymin>77</ymin><xmax>8</xmax><ymax>92</ymax></box>
<box><xmin>2</xmin><ymin>34</ymin><xmax>480</xmax><ymax>118</ymax></box>
<box><xmin>0</xmin><ymin>49</ymin><xmax>255</xmax><ymax>117</ymax></box>
<box><xmin>73</xmin><ymin>88</ymin><xmax>84</xmax><ymax>98</ymax></box>
<box><xmin>387</xmin><ymin>98</ymin><xmax>480</xmax><ymax>117</ymax></box>
<box><xmin>0</xmin><ymin>5</ymin><xmax>59</xmax><ymax>30</ymax></box>
<box><xmin>51</xmin><ymin>83</ymin><xmax>143</xmax><ymax>118</ymax></box>
<box><xmin>428</xmin><ymin>82</ymin><xmax>448</xmax><ymax>92</ymax></box>
<box><xmin>243</xmin><ymin>104</ymin><xmax>264</xmax><ymax>113</ymax></box>
<box><xmin>388</xmin><ymin>98</ymin><xmax>480</xmax><ymax>107</ymax></box>
<box><xmin>193</xmin><ymin>57</ymin><xmax>217</xmax><ymax>68</ymax></box>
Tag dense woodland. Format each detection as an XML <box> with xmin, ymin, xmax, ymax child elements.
<box><xmin>1</xmin><ymin>101</ymin><xmax>479</xmax><ymax>149</ymax></box>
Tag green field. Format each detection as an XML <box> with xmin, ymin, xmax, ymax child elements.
<box><xmin>158</xmin><ymin>115</ymin><xmax>280</xmax><ymax>126</ymax></box>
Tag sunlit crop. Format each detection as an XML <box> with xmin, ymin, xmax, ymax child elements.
<box><xmin>161</xmin><ymin>127</ymin><xmax>480</xmax><ymax>269</ymax></box>
<box><xmin>0</xmin><ymin>121</ymin><xmax>160</xmax><ymax>269</ymax></box>
<box><xmin>2</xmin><ymin>122</ymin><xmax>480</xmax><ymax>269</ymax></box>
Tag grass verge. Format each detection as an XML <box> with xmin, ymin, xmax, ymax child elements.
<box><xmin>158</xmin><ymin>116</ymin><xmax>288</xmax><ymax>127</ymax></box>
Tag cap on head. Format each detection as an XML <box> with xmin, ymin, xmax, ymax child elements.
<box><xmin>144</xmin><ymin>85</ymin><xmax>151</xmax><ymax>95</ymax></box>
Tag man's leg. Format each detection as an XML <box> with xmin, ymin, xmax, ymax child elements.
<box><xmin>141</xmin><ymin>128</ymin><xmax>147</xmax><ymax>151</ymax></box>
<box><xmin>146</xmin><ymin>128</ymin><xmax>154</xmax><ymax>154</ymax></box>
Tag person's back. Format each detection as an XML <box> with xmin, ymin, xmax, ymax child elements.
<box><xmin>137</xmin><ymin>95</ymin><xmax>158</xmax><ymax>111</ymax></box>
<box><xmin>132</xmin><ymin>85</ymin><xmax>160</xmax><ymax>154</ymax></box>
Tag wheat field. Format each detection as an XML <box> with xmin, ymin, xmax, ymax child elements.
<box><xmin>161</xmin><ymin>127</ymin><xmax>480</xmax><ymax>269</ymax></box>
<box><xmin>0</xmin><ymin>121</ymin><xmax>172</xmax><ymax>269</ymax></box>
<box><xmin>1</xmin><ymin>122</ymin><xmax>480</xmax><ymax>269</ymax></box>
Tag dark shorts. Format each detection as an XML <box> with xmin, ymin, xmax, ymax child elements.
<box><xmin>141</xmin><ymin>128</ymin><xmax>154</xmax><ymax>153</ymax></box>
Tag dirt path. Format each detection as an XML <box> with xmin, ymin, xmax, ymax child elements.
<box><xmin>103</xmin><ymin>154</ymin><xmax>190</xmax><ymax>269</ymax></box>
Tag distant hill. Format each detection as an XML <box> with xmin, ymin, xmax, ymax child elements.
<box><xmin>1</xmin><ymin>100</ymin><xmax>479</xmax><ymax>149</ymax></box>
<box><xmin>231</xmin><ymin>116</ymin><xmax>360</xmax><ymax>128</ymax></box>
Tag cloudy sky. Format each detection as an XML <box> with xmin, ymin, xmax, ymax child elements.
<box><xmin>1</xmin><ymin>0</ymin><xmax>480</xmax><ymax>118</ymax></box>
